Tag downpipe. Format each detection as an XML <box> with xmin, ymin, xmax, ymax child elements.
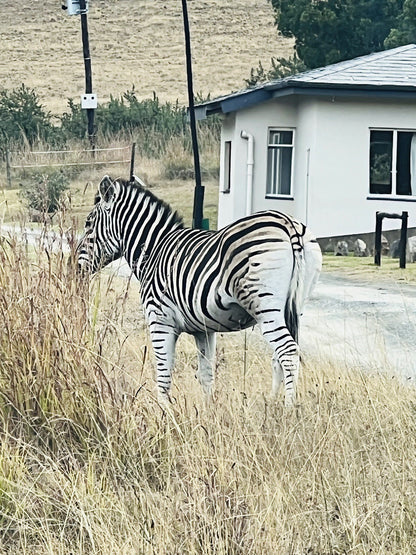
<box><xmin>241</xmin><ymin>130</ymin><xmax>254</xmax><ymax>217</ymax></box>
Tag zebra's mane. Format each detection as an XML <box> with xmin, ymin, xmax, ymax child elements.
<box><xmin>113</xmin><ymin>177</ymin><xmax>185</xmax><ymax>229</ymax></box>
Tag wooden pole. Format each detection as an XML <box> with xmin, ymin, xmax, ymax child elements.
<box><xmin>374</xmin><ymin>212</ymin><xmax>382</xmax><ymax>266</ymax></box>
<box><xmin>130</xmin><ymin>142</ymin><xmax>136</xmax><ymax>181</ymax></box>
<box><xmin>181</xmin><ymin>0</ymin><xmax>204</xmax><ymax>229</ymax></box>
<box><xmin>6</xmin><ymin>149</ymin><xmax>12</xmax><ymax>188</ymax></box>
<box><xmin>399</xmin><ymin>211</ymin><xmax>408</xmax><ymax>269</ymax></box>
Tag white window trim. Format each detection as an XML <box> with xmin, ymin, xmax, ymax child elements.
<box><xmin>368</xmin><ymin>127</ymin><xmax>416</xmax><ymax>199</ymax></box>
<box><xmin>266</xmin><ymin>127</ymin><xmax>295</xmax><ymax>199</ymax></box>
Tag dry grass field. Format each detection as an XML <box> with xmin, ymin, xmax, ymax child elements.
<box><xmin>0</xmin><ymin>0</ymin><xmax>293</xmax><ymax>114</ymax></box>
<box><xmin>1</xmin><ymin>237</ymin><xmax>416</xmax><ymax>554</ymax></box>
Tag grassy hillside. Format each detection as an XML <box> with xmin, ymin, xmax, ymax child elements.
<box><xmin>1</xmin><ymin>0</ymin><xmax>293</xmax><ymax>114</ymax></box>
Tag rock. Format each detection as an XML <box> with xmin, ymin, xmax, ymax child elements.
<box><xmin>407</xmin><ymin>236</ymin><xmax>416</xmax><ymax>263</ymax></box>
<box><xmin>335</xmin><ymin>240</ymin><xmax>349</xmax><ymax>256</ymax></box>
<box><xmin>390</xmin><ymin>239</ymin><xmax>400</xmax><ymax>259</ymax></box>
<box><xmin>381</xmin><ymin>234</ymin><xmax>389</xmax><ymax>255</ymax></box>
<box><xmin>354</xmin><ymin>238</ymin><xmax>369</xmax><ymax>257</ymax></box>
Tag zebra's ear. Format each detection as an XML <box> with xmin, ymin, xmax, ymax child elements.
<box><xmin>99</xmin><ymin>175</ymin><xmax>115</xmax><ymax>204</ymax></box>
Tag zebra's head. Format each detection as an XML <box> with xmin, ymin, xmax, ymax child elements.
<box><xmin>76</xmin><ymin>175</ymin><xmax>123</xmax><ymax>274</ymax></box>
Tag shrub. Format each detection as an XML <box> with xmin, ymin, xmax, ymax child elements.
<box><xmin>59</xmin><ymin>89</ymin><xmax>188</xmax><ymax>151</ymax></box>
<box><xmin>0</xmin><ymin>84</ymin><xmax>57</xmax><ymax>154</ymax></box>
<box><xmin>19</xmin><ymin>170</ymin><xmax>70</xmax><ymax>216</ymax></box>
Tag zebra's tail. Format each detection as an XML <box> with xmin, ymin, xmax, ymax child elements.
<box><xmin>284</xmin><ymin>249</ymin><xmax>305</xmax><ymax>344</ymax></box>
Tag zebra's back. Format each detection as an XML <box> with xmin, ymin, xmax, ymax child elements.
<box><xmin>140</xmin><ymin>210</ymin><xmax>319</xmax><ymax>334</ymax></box>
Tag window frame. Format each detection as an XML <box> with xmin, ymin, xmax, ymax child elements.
<box><xmin>368</xmin><ymin>128</ymin><xmax>416</xmax><ymax>200</ymax></box>
<box><xmin>265</xmin><ymin>127</ymin><xmax>295</xmax><ymax>199</ymax></box>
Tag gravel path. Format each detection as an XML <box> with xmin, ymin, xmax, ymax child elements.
<box><xmin>301</xmin><ymin>273</ymin><xmax>416</xmax><ymax>381</ymax></box>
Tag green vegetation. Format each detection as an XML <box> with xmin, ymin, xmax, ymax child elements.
<box><xmin>248</xmin><ymin>0</ymin><xmax>413</xmax><ymax>85</ymax></box>
<box><xmin>0</xmin><ymin>84</ymin><xmax>220</xmax><ymax>161</ymax></box>
<box><xmin>0</xmin><ymin>84</ymin><xmax>221</xmax><ymax>226</ymax></box>
<box><xmin>0</xmin><ymin>84</ymin><xmax>58</xmax><ymax>155</ymax></box>
<box><xmin>245</xmin><ymin>54</ymin><xmax>306</xmax><ymax>87</ymax></box>
<box><xmin>385</xmin><ymin>0</ymin><xmax>416</xmax><ymax>48</ymax></box>
<box><xmin>18</xmin><ymin>170</ymin><xmax>70</xmax><ymax>216</ymax></box>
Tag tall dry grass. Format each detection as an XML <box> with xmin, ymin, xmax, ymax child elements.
<box><xmin>1</xmin><ymin>230</ymin><xmax>416</xmax><ymax>554</ymax></box>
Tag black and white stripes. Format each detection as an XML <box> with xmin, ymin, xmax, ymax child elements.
<box><xmin>77</xmin><ymin>175</ymin><xmax>322</xmax><ymax>406</ymax></box>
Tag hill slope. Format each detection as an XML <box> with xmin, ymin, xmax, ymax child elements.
<box><xmin>1</xmin><ymin>0</ymin><xmax>292</xmax><ymax>114</ymax></box>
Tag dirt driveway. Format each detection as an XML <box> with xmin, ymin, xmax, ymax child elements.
<box><xmin>301</xmin><ymin>273</ymin><xmax>416</xmax><ymax>381</ymax></box>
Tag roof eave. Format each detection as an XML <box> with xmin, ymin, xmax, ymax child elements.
<box><xmin>271</xmin><ymin>82</ymin><xmax>416</xmax><ymax>99</ymax></box>
<box><xmin>194</xmin><ymin>87</ymin><xmax>272</xmax><ymax>120</ymax></box>
<box><xmin>194</xmin><ymin>81</ymin><xmax>416</xmax><ymax>119</ymax></box>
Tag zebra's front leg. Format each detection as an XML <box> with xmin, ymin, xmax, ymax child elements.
<box><xmin>194</xmin><ymin>332</ymin><xmax>216</xmax><ymax>398</ymax></box>
<box><xmin>149</xmin><ymin>326</ymin><xmax>178</xmax><ymax>403</ymax></box>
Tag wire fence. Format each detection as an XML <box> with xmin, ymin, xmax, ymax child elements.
<box><xmin>5</xmin><ymin>144</ymin><xmax>135</xmax><ymax>188</ymax></box>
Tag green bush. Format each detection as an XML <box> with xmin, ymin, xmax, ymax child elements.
<box><xmin>0</xmin><ymin>85</ymin><xmax>221</xmax><ymax>164</ymax></box>
<box><xmin>0</xmin><ymin>84</ymin><xmax>58</xmax><ymax>154</ymax></box>
<box><xmin>59</xmin><ymin>88</ymin><xmax>221</xmax><ymax>158</ymax></box>
<box><xmin>59</xmin><ymin>89</ymin><xmax>188</xmax><ymax>155</ymax></box>
<box><xmin>19</xmin><ymin>170</ymin><xmax>70</xmax><ymax>216</ymax></box>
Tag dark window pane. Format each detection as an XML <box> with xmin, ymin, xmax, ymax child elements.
<box><xmin>370</xmin><ymin>130</ymin><xmax>392</xmax><ymax>194</ymax></box>
<box><xmin>397</xmin><ymin>132</ymin><xmax>412</xmax><ymax>195</ymax></box>
<box><xmin>279</xmin><ymin>148</ymin><xmax>292</xmax><ymax>194</ymax></box>
<box><xmin>267</xmin><ymin>145</ymin><xmax>292</xmax><ymax>195</ymax></box>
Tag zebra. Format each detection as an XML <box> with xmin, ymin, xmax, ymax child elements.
<box><xmin>76</xmin><ymin>175</ymin><xmax>322</xmax><ymax>406</ymax></box>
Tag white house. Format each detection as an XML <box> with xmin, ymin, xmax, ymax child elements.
<box><xmin>195</xmin><ymin>44</ymin><xmax>416</xmax><ymax>242</ymax></box>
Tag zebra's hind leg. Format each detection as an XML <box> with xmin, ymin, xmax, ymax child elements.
<box><xmin>149</xmin><ymin>326</ymin><xmax>178</xmax><ymax>403</ymax></box>
<box><xmin>259</xmin><ymin>314</ymin><xmax>300</xmax><ymax>407</ymax></box>
<box><xmin>194</xmin><ymin>332</ymin><xmax>216</xmax><ymax>398</ymax></box>
<box><xmin>277</xmin><ymin>344</ymin><xmax>300</xmax><ymax>408</ymax></box>
<box><xmin>271</xmin><ymin>356</ymin><xmax>284</xmax><ymax>398</ymax></box>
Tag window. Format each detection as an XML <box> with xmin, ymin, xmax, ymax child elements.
<box><xmin>266</xmin><ymin>129</ymin><xmax>294</xmax><ymax>197</ymax></box>
<box><xmin>369</xmin><ymin>129</ymin><xmax>416</xmax><ymax>196</ymax></box>
<box><xmin>222</xmin><ymin>140</ymin><xmax>231</xmax><ymax>193</ymax></box>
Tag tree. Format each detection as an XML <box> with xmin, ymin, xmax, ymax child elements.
<box><xmin>245</xmin><ymin>54</ymin><xmax>307</xmax><ymax>87</ymax></box>
<box><xmin>385</xmin><ymin>0</ymin><xmax>416</xmax><ymax>48</ymax></box>
<box><xmin>269</xmin><ymin>0</ymin><xmax>406</xmax><ymax>69</ymax></box>
<box><xmin>0</xmin><ymin>84</ymin><xmax>55</xmax><ymax>153</ymax></box>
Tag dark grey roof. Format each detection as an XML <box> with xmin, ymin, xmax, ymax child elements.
<box><xmin>195</xmin><ymin>44</ymin><xmax>416</xmax><ymax>119</ymax></box>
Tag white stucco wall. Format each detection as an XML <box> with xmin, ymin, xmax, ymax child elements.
<box><xmin>217</xmin><ymin>94</ymin><xmax>416</xmax><ymax>238</ymax></box>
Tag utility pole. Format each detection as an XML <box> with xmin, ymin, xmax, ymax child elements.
<box><xmin>79</xmin><ymin>0</ymin><xmax>95</xmax><ymax>150</ymax></box>
<box><xmin>181</xmin><ymin>0</ymin><xmax>204</xmax><ymax>230</ymax></box>
<box><xmin>63</xmin><ymin>0</ymin><xmax>96</xmax><ymax>150</ymax></box>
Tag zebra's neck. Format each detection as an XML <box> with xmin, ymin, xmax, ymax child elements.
<box><xmin>120</xmin><ymin>185</ymin><xmax>184</xmax><ymax>276</ymax></box>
